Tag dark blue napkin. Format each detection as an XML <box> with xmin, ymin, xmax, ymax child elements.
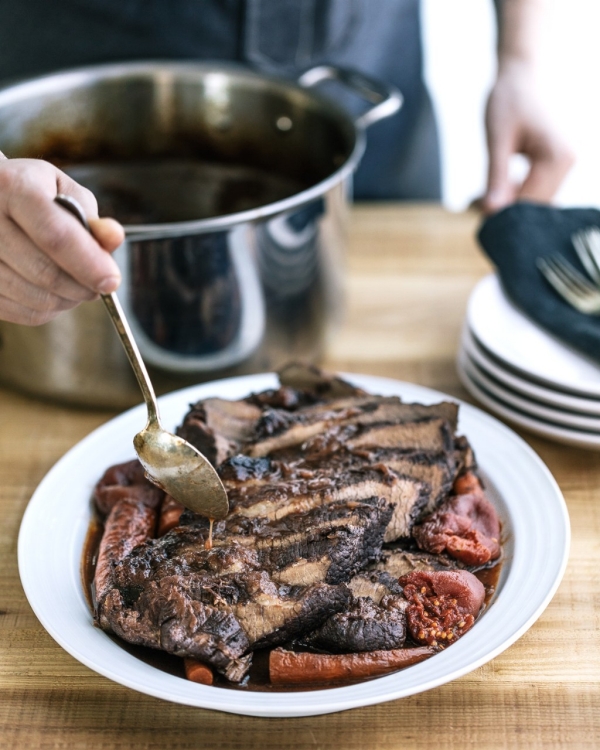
<box><xmin>477</xmin><ymin>202</ymin><xmax>600</xmax><ymax>365</ymax></box>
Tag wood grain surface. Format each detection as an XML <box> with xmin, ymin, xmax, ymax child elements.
<box><xmin>1</xmin><ymin>204</ymin><xmax>599</xmax><ymax>749</ymax></box>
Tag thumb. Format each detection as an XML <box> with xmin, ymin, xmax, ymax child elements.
<box><xmin>483</xmin><ymin>138</ymin><xmax>514</xmax><ymax>214</ymax></box>
<box><xmin>88</xmin><ymin>217</ymin><xmax>125</xmax><ymax>253</ymax></box>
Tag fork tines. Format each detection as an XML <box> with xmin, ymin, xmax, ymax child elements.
<box><xmin>537</xmin><ymin>254</ymin><xmax>600</xmax><ymax>315</ymax></box>
<box><xmin>572</xmin><ymin>228</ymin><xmax>600</xmax><ymax>287</ymax></box>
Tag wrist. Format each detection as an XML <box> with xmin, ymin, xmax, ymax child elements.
<box><xmin>496</xmin><ymin>55</ymin><xmax>537</xmax><ymax>83</ymax></box>
<box><xmin>496</xmin><ymin>0</ymin><xmax>546</xmax><ymax>74</ymax></box>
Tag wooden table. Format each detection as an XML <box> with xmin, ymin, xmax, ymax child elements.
<box><xmin>1</xmin><ymin>204</ymin><xmax>599</xmax><ymax>749</ymax></box>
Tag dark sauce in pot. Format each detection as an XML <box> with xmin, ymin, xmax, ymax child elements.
<box><xmin>81</xmin><ymin>516</ymin><xmax>503</xmax><ymax>692</ymax></box>
<box><xmin>63</xmin><ymin>160</ymin><xmax>310</xmax><ymax>225</ymax></box>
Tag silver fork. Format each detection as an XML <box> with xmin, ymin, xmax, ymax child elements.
<box><xmin>572</xmin><ymin>226</ymin><xmax>600</xmax><ymax>287</ymax></box>
<box><xmin>536</xmin><ymin>254</ymin><xmax>600</xmax><ymax>315</ymax></box>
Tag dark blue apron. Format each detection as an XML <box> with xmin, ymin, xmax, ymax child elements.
<box><xmin>0</xmin><ymin>0</ymin><xmax>440</xmax><ymax>199</ymax></box>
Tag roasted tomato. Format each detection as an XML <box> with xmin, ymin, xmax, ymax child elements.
<box><xmin>413</xmin><ymin>483</ymin><xmax>501</xmax><ymax>566</ymax></box>
<box><xmin>399</xmin><ymin>570</ymin><xmax>485</xmax><ymax>648</ymax></box>
<box><xmin>94</xmin><ymin>459</ymin><xmax>164</xmax><ymax>516</ymax></box>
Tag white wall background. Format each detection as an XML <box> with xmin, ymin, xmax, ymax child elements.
<box><xmin>422</xmin><ymin>0</ymin><xmax>600</xmax><ymax>210</ymax></box>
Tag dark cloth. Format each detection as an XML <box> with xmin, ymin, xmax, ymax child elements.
<box><xmin>478</xmin><ymin>202</ymin><xmax>600</xmax><ymax>365</ymax></box>
<box><xmin>0</xmin><ymin>0</ymin><xmax>440</xmax><ymax>200</ymax></box>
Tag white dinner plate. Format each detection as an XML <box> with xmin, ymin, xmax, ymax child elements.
<box><xmin>458</xmin><ymin>349</ymin><xmax>600</xmax><ymax>432</ymax></box>
<box><xmin>462</xmin><ymin>326</ymin><xmax>600</xmax><ymax>416</ymax></box>
<box><xmin>467</xmin><ymin>274</ymin><xmax>600</xmax><ymax>398</ymax></box>
<box><xmin>458</xmin><ymin>360</ymin><xmax>600</xmax><ymax>450</ymax></box>
<box><xmin>18</xmin><ymin>373</ymin><xmax>570</xmax><ymax>717</ymax></box>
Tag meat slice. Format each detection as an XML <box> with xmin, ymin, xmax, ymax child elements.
<box><xmin>369</xmin><ymin>548</ymin><xmax>462</xmax><ymax>578</ymax></box>
<box><xmin>303</xmin><ymin>594</ymin><xmax>407</xmax><ymax>653</ymax></box>
<box><xmin>176</xmin><ymin>398</ymin><xmax>262</xmax><ymax>466</ymax></box>
<box><xmin>277</xmin><ymin>362</ymin><xmax>367</xmax><ymax>399</ymax></box>
<box><xmin>231</xmin><ymin>497</ymin><xmax>394</xmax><ymax>586</ymax></box>
<box><xmin>218</xmin><ymin>465</ymin><xmax>429</xmax><ymax>543</ymax></box>
<box><xmin>95</xmin><ymin>496</ymin><xmax>391</xmax><ymax>679</ymax></box>
<box><xmin>371</xmin><ymin>449</ymin><xmax>458</xmax><ymax>513</ymax></box>
<box><xmin>247</xmin><ymin>402</ymin><xmax>457</xmax><ymax>457</ymax></box>
<box><xmin>347</xmin><ymin>419</ymin><xmax>454</xmax><ymax>454</ymax></box>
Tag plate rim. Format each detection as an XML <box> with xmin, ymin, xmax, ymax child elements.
<box><xmin>457</xmin><ymin>358</ymin><xmax>600</xmax><ymax>449</ymax></box>
<box><xmin>459</xmin><ymin>348</ymin><xmax>600</xmax><ymax>432</ymax></box>
<box><xmin>462</xmin><ymin>326</ymin><xmax>600</xmax><ymax>416</ymax></box>
<box><xmin>18</xmin><ymin>372</ymin><xmax>571</xmax><ymax>717</ymax></box>
<box><xmin>467</xmin><ymin>274</ymin><xmax>600</xmax><ymax>398</ymax></box>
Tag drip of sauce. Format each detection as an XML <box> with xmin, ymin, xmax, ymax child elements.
<box><xmin>204</xmin><ymin>518</ymin><xmax>214</xmax><ymax>550</ymax></box>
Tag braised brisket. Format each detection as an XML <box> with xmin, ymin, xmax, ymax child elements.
<box><xmin>92</xmin><ymin>365</ymin><xmax>497</xmax><ymax>684</ymax></box>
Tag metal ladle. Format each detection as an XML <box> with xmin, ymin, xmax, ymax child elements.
<box><xmin>55</xmin><ymin>194</ymin><xmax>229</xmax><ymax>520</ymax></box>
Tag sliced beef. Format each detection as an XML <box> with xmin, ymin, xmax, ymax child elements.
<box><xmin>96</xmin><ymin>496</ymin><xmax>391</xmax><ymax>679</ymax></box>
<box><xmin>92</xmin><ymin>368</ymin><xmax>497</xmax><ymax>682</ymax></box>
<box><xmin>246</xmin><ymin>386</ymin><xmax>318</xmax><ymax>411</ymax></box>
<box><xmin>454</xmin><ymin>436</ymin><xmax>477</xmax><ymax>473</ymax></box>
<box><xmin>176</xmin><ymin>398</ymin><xmax>262</xmax><ymax>466</ymax></box>
<box><xmin>247</xmin><ymin>401</ymin><xmax>457</xmax><ymax>457</ymax></box>
<box><xmin>304</xmin><ymin>594</ymin><xmax>407</xmax><ymax>653</ymax></box>
<box><xmin>347</xmin><ymin>419</ymin><xmax>454</xmax><ymax>454</ymax></box>
<box><xmin>219</xmin><ymin>464</ymin><xmax>428</xmax><ymax>543</ymax></box>
<box><xmin>369</xmin><ymin>450</ymin><xmax>458</xmax><ymax>514</ymax></box>
<box><xmin>277</xmin><ymin>362</ymin><xmax>366</xmax><ymax>399</ymax></box>
<box><xmin>347</xmin><ymin>570</ymin><xmax>404</xmax><ymax>604</ymax></box>
<box><xmin>98</xmin><ymin>536</ymin><xmax>351</xmax><ymax>681</ymax></box>
<box><xmin>369</xmin><ymin>548</ymin><xmax>462</xmax><ymax>578</ymax></box>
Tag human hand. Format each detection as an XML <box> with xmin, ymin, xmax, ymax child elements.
<box><xmin>0</xmin><ymin>156</ymin><xmax>124</xmax><ymax>326</ymax></box>
<box><xmin>482</xmin><ymin>60</ymin><xmax>574</xmax><ymax>214</ymax></box>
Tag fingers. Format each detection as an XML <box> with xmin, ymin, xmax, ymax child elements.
<box><xmin>0</xmin><ymin>158</ymin><xmax>126</xmax><ymax>326</ymax></box>
<box><xmin>483</xmin><ymin>68</ymin><xmax>575</xmax><ymax>215</ymax></box>
<box><xmin>483</xmin><ymin>138</ymin><xmax>518</xmax><ymax>214</ymax></box>
<box><xmin>0</xmin><ymin>217</ymin><xmax>98</xmax><ymax>302</ymax></box>
<box><xmin>7</xmin><ymin>190</ymin><xmax>121</xmax><ymax>294</ymax></box>
<box><xmin>0</xmin><ymin>258</ymin><xmax>81</xmax><ymax>313</ymax></box>
<box><xmin>0</xmin><ymin>288</ymin><xmax>77</xmax><ymax>327</ymax></box>
<box><xmin>0</xmin><ymin>160</ymin><xmax>122</xmax><ymax>294</ymax></box>
<box><xmin>517</xmin><ymin>140</ymin><xmax>575</xmax><ymax>203</ymax></box>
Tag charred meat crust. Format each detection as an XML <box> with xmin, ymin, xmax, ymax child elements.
<box><xmin>303</xmin><ymin>594</ymin><xmax>407</xmax><ymax>653</ymax></box>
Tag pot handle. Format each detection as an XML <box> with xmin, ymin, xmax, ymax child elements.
<box><xmin>297</xmin><ymin>65</ymin><xmax>402</xmax><ymax>129</ymax></box>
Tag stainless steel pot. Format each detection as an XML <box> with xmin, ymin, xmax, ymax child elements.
<box><xmin>0</xmin><ymin>62</ymin><xmax>401</xmax><ymax>407</ymax></box>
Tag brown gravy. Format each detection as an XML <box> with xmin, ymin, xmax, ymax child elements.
<box><xmin>81</xmin><ymin>514</ymin><xmax>502</xmax><ymax>692</ymax></box>
<box><xmin>62</xmin><ymin>159</ymin><xmax>310</xmax><ymax>225</ymax></box>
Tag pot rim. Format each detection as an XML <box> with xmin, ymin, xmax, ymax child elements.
<box><xmin>0</xmin><ymin>60</ymin><xmax>367</xmax><ymax>238</ymax></box>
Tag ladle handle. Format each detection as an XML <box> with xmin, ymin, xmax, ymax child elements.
<box><xmin>54</xmin><ymin>194</ymin><xmax>161</xmax><ymax>426</ymax></box>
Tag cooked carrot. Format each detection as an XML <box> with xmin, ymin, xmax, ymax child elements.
<box><xmin>452</xmin><ymin>470</ymin><xmax>483</xmax><ymax>496</ymax></box>
<box><xmin>184</xmin><ymin>658</ymin><xmax>214</xmax><ymax>685</ymax></box>
<box><xmin>269</xmin><ymin>647</ymin><xmax>434</xmax><ymax>685</ymax></box>
<box><xmin>94</xmin><ymin>498</ymin><xmax>157</xmax><ymax>603</ymax></box>
<box><xmin>158</xmin><ymin>495</ymin><xmax>185</xmax><ymax>536</ymax></box>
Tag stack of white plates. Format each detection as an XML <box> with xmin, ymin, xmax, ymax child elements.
<box><xmin>458</xmin><ymin>274</ymin><xmax>600</xmax><ymax>449</ymax></box>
